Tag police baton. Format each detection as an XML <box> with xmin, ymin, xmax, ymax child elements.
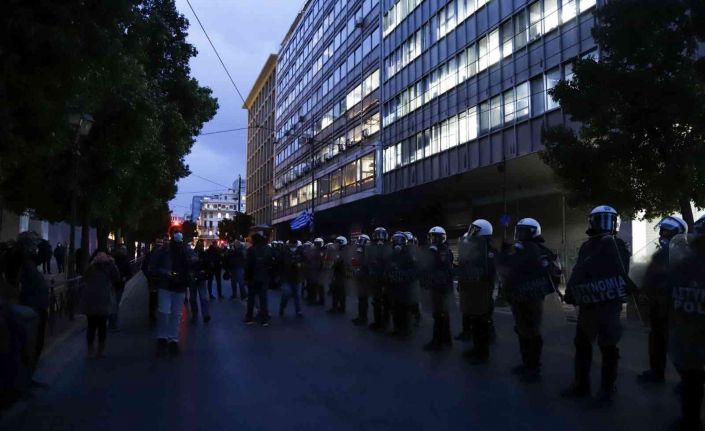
<box><xmin>546</xmin><ymin>270</ymin><xmax>565</xmax><ymax>303</ymax></box>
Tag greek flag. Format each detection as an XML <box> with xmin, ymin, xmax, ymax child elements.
<box><xmin>290</xmin><ymin>210</ymin><xmax>312</xmax><ymax>230</ymax></box>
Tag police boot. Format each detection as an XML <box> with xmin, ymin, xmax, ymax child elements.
<box><xmin>455</xmin><ymin>315</ymin><xmax>473</xmax><ymax>341</ymax></box>
<box><xmin>520</xmin><ymin>337</ymin><xmax>542</xmax><ymax>383</ymax></box>
<box><xmin>561</xmin><ymin>341</ymin><xmax>592</xmax><ymax>398</ymax></box>
<box><xmin>424</xmin><ymin>314</ymin><xmax>444</xmax><ymax>352</ymax></box>
<box><xmin>675</xmin><ymin>376</ymin><xmax>704</xmax><ymax>431</ymax></box>
<box><xmin>595</xmin><ymin>345</ymin><xmax>619</xmax><ymax>405</ymax></box>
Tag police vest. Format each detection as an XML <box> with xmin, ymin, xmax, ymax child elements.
<box><xmin>567</xmin><ymin>237</ymin><xmax>630</xmax><ymax>305</ymax></box>
<box><xmin>499</xmin><ymin>242</ymin><xmax>553</xmax><ymax>303</ymax></box>
<box><xmin>457</xmin><ymin>235</ymin><xmax>491</xmax><ymax>282</ymax></box>
<box><xmin>670</xmin><ymin>254</ymin><xmax>705</xmax><ymax>323</ymax></box>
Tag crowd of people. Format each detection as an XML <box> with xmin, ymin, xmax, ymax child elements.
<box><xmin>0</xmin><ymin>235</ymin><xmax>133</xmax><ymax>407</ymax></box>
<box><xmin>138</xmin><ymin>205</ymin><xmax>703</xmax><ymax>430</ymax></box>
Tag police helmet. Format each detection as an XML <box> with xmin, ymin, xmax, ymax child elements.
<box><xmin>403</xmin><ymin>231</ymin><xmax>414</xmax><ymax>242</ymax></box>
<box><xmin>468</xmin><ymin>219</ymin><xmax>493</xmax><ymax>237</ymax></box>
<box><xmin>356</xmin><ymin>234</ymin><xmax>371</xmax><ymax>247</ymax></box>
<box><xmin>335</xmin><ymin>236</ymin><xmax>348</xmax><ymax>246</ymax></box>
<box><xmin>589</xmin><ymin>205</ymin><xmax>619</xmax><ymax>235</ymax></box>
<box><xmin>372</xmin><ymin>227</ymin><xmax>388</xmax><ymax>242</ymax></box>
<box><xmin>515</xmin><ymin>218</ymin><xmax>541</xmax><ymax>241</ymax></box>
<box><xmin>391</xmin><ymin>232</ymin><xmax>408</xmax><ymax>247</ymax></box>
<box><xmin>656</xmin><ymin>216</ymin><xmax>688</xmax><ymax>238</ymax></box>
<box><xmin>313</xmin><ymin>238</ymin><xmax>324</xmax><ymax>247</ymax></box>
<box><xmin>428</xmin><ymin>226</ymin><xmax>447</xmax><ymax>245</ymax></box>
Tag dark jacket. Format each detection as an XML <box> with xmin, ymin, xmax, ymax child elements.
<box><xmin>38</xmin><ymin>241</ymin><xmax>52</xmax><ymax>262</ymax></box>
<box><xmin>224</xmin><ymin>244</ymin><xmax>246</xmax><ymax>269</ymax></box>
<box><xmin>205</xmin><ymin>245</ymin><xmax>223</xmax><ymax>272</ymax></box>
<box><xmin>423</xmin><ymin>244</ymin><xmax>454</xmax><ymax>295</ymax></box>
<box><xmin>496</xmin><ymin>239</ymin><xmax>557</xmax><ymax>303</ymax></box>
<box><xmin>281</xmin><ymin>246</ymin><xmax>305</xmax><ymax>284</ymax></box>
<box><xmin>53</xmin><ymin>245</ymin><xmax>66</xmax><ymax>261</ymax></box>
<box><xmin>245</xmin><ymin>243</ymin><xmax>274</xmax><ymax>285</ymax></box>
<box><xmin>80</xmin><ymin>258</ymin><xmax>120</xmax><ymax>316</ymax></box>
<box><xmin>150</xmin><ymin>241</ymin><xmax>191</xmax><ymax>293</ymax></box>
<box><xmin>19</xmin><ymin>262</ymin><xmax>49</xmax><ymax>310</ymax></box>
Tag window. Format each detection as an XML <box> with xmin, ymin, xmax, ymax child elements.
<box><xmin>360</xmin><ymin>154</ymin><xmax>374</xmax><ymax>180</ymax></box>
<box><xmin>516</xmin><ymin>82</ymin><xmax>530</xmax><ymax>118</ymax></box>
<box><xmin>531</xmin><ymin>76</ymin><xmax>545</xmax><ymax>116</ymax></box>
<box><xmin>467</xmin><ymin>44</ymin><xmax>477</xmax><ymax>77</ymax></box>
<box><xmin>478</xmin><ymin>35</ymin><xmax>488</xmax><ymax>72</ymax></box>
<box><xmin>514</xmin><ymin>10</ymin><xmax>528</xmax><ymax>49</ymax></box>
<box><xmin>529</xmin><ymin>2</ymin><xmax>542</xmax><ymax>41</ymax></box>
<box><xmin>545</xmin><ymin>68</ymin><xmax>561</xmax><ymax>110</ymax></box>
<box><xmin>504</xmin><ymin>88</ymin><xmax>515</xmax><ymax>123</ymax></box>
<box><xmin>580</xmin><ymin>0</ymin><xmax>596</xmax><ymax>13</ymax></box>
<box><xmin>479</xmin><ymin>101</ymin><xmax>490</xmax><ymax>133</ymax></box>
<box><xmin>467</xmin><ymin>106</ymin><xmax>478</xmax><ymax>140</ymax></box>
<box><xmin>544</xmin><ymin>0</ymin><xmax>559</xmax><ymax>32</ymax></box>
<box><xmin>502</xmin><ymin>20</ymin><xmax>513</xmax><ymax>58</ymax></box>
<box><xmin>488</xmin><ymin>29</ymin><xmax>501</xmax><ymax>66</ymax></box>
<box><xmin>562</xmin><ymin>0</ymin><xmax>577</xmax><ymax>22</ymax></box>
<box><xmin>490</xmin><ymin>95</ymin><xmax>502</xmax><ymax>129</ymax></box>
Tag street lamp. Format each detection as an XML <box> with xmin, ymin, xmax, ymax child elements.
<box><xmin>66</xmin><ymin>112</ymin><xmax>94</xmax><ymax>280</ymax></box>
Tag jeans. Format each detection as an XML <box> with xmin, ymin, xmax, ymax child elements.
<box><xmin>280</xmin><ymin>281</ymin><xmax>302</xmax><ymax>314</ymax></box>
<box><xmin>157</xmin><ymin>289</ymin><xmax>185</xmax><ymax>342</ymax></box>
<box><xmin>188</xmin><ymin>281</ymin><xmax>210</xmax><ymax>319</ymax></box>
<box><xmin>246</xmin><ymin>282</ymin><xmax>269</xmax><ymax>322</ymax></box>
<box><xmin>230</xmin><ymin>267</ymin><xmax>247</xmax><ymax>299</ymax></box>
<box><xmin>86</xmin><ymin>315</ymin><xmax>108</xmax><ymax>346</ymax></box>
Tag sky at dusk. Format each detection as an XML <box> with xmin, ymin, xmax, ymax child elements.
<box><xmin>169</xmin><ymin>0</ymin><xmax>302</xmax><ymax>216</ymax></box>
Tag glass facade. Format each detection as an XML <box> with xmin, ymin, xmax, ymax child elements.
<box><xmin>273</xmin><ymin>0</ymin><xmax>382</xmax><ymax>222</ymax></box>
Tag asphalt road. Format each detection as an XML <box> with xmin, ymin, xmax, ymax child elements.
<box><xmin>0</xmin><ymin>274</ymin><xmax>689</xmax><ymax>431</ymax></box>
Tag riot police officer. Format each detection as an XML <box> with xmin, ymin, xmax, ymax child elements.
<box><xmin>385</xmin><ymin>232</ymin><xmax>418</xmax><ymax>337</ymax></box>
<box><xmin>352</xmin><ymin>234</ymin><xmax>371</xmax><ymax>326</ymax></box>
<box><xmin>562</xmin><ymin>205</ymin><xmax>633</xmax><ymax>402</ymax></box>
<box><xmin>457</xmin><ymin>219</ymin><xmax>497</xmax><ymax>364</ymax></box>
<box><xmin>306</xmin><ymin>238</ymin><xmax>325</xmax><ymax>305</ymax></box>
<box><xmin>667</xmin><ymin>214</ymin><xmax>705</xmax><ymax>431</ymax></box>
<box><xmin>328</xmin><ymin>236</ymin><xmax>348</xmax><ymax>314</ymax></box>
<box><xmin>367</xmin><ymin>227</ymin><xmax>392</xmax><ymax>331</ymax></box>
<box><xmin>638</xmin><ymin>216</ymin><xmax>688</xmax><ymax>384</ymax></box>
<box><xmin>422</xmin><ymin>226</ymin><xmax>454</xmax><ymax>351</ymax></box>
<box><xmin>497</xmin><ymin>218</ymin><xmax>560</xmax><ymax>381</ymax></box>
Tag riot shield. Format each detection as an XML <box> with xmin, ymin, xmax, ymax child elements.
<box><xmin>669</xmin><ymin>233</ymin><xmax>694</xmax><ymax>269</ymax></box>
<box><xmin>457</xmin><ymin>235</ymin><xmax>488</xmax><ymax>282</ymax></box>
<box><xmin>628</xmin><ymin>239</ymin><xmax>660</xmax><ymax>290</ymax></box>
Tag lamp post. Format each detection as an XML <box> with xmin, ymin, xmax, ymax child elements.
<box><xmin>66</xmin><ymin>113</ymin><xmax>94</xmax><ymax>280</ymax></box>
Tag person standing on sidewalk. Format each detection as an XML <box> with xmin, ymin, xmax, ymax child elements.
<box><xmin>152</xmin><ymin>230</ymin><xmax>191</xmax><ymax>356</ymax></box>
<box><xmin>80</xmin><ymin>251</ymin><xmax>120</xmax><ymax>358</ymax></box>
<box><xmin>279</xmin><ymin>239</ymin><xmax>304</xmax><ymax>318</ymax></box>
<box><xmin>244</xmin><ymin>229</ymin><xmax>274</xmax><ymax>326</ymax></box>
<box><xmin>54</xmin><ymin>243</ymin><xmax>66</xmax><ymax>274</ymax></box>
<box><xmin>38</xmin><ymin>240</ymin><xmax>52</xmax><ymax>275</ymax></box>
<box><xmin>141</xmin><ymin>236</ymin><xmax>166</xmax><ymax>325</ymax></box>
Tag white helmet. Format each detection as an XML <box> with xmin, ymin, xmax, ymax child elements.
<box><xmin>589</xmin><ymin>205</ymin><xmax>619</xmax><ymax>235</ymax></box>
<box><xmin>403</xmin><ymin>231</ymin><xmax>414</xmax><ymax>241</ymax></box>
<box><xmin>656</xmin><ymin>216</ymin><xmax>688</xmax><ymax>235</ymax></box>
<box><xmin>468</xmin><ymin>219</ymin><xmax>493</xmax><ymax>236</ymax></box>
<box><xmin>515</xmin><ymin>218</ymin><xmax>541</xmax><ymax>241</ymax></box>
<box><xmin>356</xmin><ymin>234</ymin><xmax>370</xmax><ymax>246</ymax></box>
<box><xmin>335</xmin><ymin>236</ymin><xmax>348</xmax><ymax>246</ymax></box>
<box><xmin>428</xmin><ymin>226</ymin><xmax>447</xmax><ymax>245</ymax></box>
<box><xmin>313</xmin><ymin>237</ymin><xmax>324</xmax><ymax>247</ymax></box>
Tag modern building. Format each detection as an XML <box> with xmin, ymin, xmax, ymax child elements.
<box><xmin>272</xmin><ymin>0</ymin><xmax>383</xmax><ymax>236</ymax></box>
<box><xmin>191</xmin><ymin>195</ymin><xmax>205</xmax><ymax>222</ymax></box>
<box><xmin>196</xmin><ymin>178</ymin><xmax>246</xmax><ymax>243</ymax></box>
<box><xmin>244</xmin><ymin>54</ymin><xmax>277</xmax><ymax>227</ymax></box>
<box><xmin>271</xmin><ymin>0</ymin><xmax>669</xmax><ymax>271</ymax></box>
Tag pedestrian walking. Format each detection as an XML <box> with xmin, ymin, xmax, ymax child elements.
<box><xmin>38</xmin><ymin>240</ymin><xmax>52</xmax><ymax>275</ymax></box>
<box><xmin>244</xmin><ymin>229</ymin><xmax>274</xmax><ymax>326</ymax></box>
<box><xmin>225</xmin><ymin>239</ymin><xmax>247</xmax><ymax>301</ymax></box>
<box><xmin>205</xmin><ymin>243</ymin><xmax>223</xmax><ymax>299</ymax></box>
<box><xmin>279</xmin><ymin>239</ymin><xmax>304</xmax><ymax>317</ymax></box>
<box><xmin>109</xmin><ymin>243</ymin><xmax>132</xmax><ymax>330</ymax></box>
<box><xmin>79</xmin><ymin>251</ymin><xmax>120</xmax><ymax>358</ymax></box>
<box><xmin>188</xmin><ymin>240</ymin><xmax>211</xmax><ymax>324</ymax></box>
<box><xmin>54</xmin><ymin>243</ymin><xmax>66</xmax><ymax>274</ymax></box>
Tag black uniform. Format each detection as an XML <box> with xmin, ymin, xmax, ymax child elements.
<box><xmin>366</xmin><ymin>242</ymin><xmax>392</xmax><ymax>330</ymax></box>
<box><xmin>329</xmin><ymin>246</ymin><xmax>347</xmax><ymax>313</ymax></box>
<box><xmin>640</xmin><ymin>245</ymin><xmax>670</xmax><ymax>381</ymax></box>
<box><xmin>384</xmin><ymin>245</ymin><xmax>418</xmax><ymax>336</ymax></box>
<box><xmin>352</xmin><ymin>245</ymin><xmax>369</xmax><ymax>324</ymax></box>
<box><xmin>141</xmin><ymin>246</ymin><xmax>162</xmax><ymax>323</ymax></box>
<box><xmin>205</xmin><ymin>245</ymin><xmax>223</xmax><ymax>298</ymax></box>
<box><xmin>245</xmin><ymin>241</ymin><xmax>274</xmax><ymax>324</ymax></box>
<box><xmin>564</xmin><ymin>234</ymin><xmax>632</xmax><ymax>398</ymax></box>
<box><xmin>497</xmin><ymin>238</ymin><xmax>559</xmax><ymax>376</ymax></box>
<box><xmin>422</xmin><ymin>243</ymin><xmax>454</xmax><ymax>350</ymax></box>
<box><xmin>668</xmin><ymin>239</ymin><xmax>705</xmax><ymax>430</ymax></box>
<box><xmin>457</xmin><ymin>234</ymin><xmax>497</xmax><ymax>360</ymax></box>
<box><xmin>306</xmin><ymin>245</ymin><xmax>324</xmax><ymax>305</ymax></box>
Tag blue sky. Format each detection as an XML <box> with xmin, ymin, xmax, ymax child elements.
<box><xmin>169</xmin><ymin>0</ymin><xmax>302</xmax><ymax>216</ymax></box>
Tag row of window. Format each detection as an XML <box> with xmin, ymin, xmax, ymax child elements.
<box><xmin>276</xmin><ymin>69</ymin><xmax>380</xmax><ymax>168</ymax></box>
<box><xmin>383</xmin><ymin>0</ymin><xmax>595</xmax><ymax>126</ymax></box>
<box><xmin>277</xmin><ymin>0</ymin><xmax>380</xmax><ymax>118</ymax></box>
<box><xmin>382</xmin><ymin>67</ymin><xmax>571</xmax><ymax>173</ymax></box>
<box><xmin>273</xmin><ymin>153</ymin><xmax>375</xmax><ymax>215</ymax></box>
<box><xmin>275</xmin><ymin>112</ymin><xmax>380</xmax><ymax>191</ymax></box>
<box><xmin>384</xmin><ymin>0</ymin><xmax>596</xmax><ymax>81</ymax></box>
<box><xmin>277</xmin><ymin>29</ymin><xmax>380</xmax><ymax>140</ymax></box>
<box><xmin>279</xmin><ymin>0</ymin><xmax>335</xmax><ymax>72</ymax></box>
<box><xmin>382</xmin><ymin>0</ymin><xmax>424</xmax><ymax>37</ymax></box>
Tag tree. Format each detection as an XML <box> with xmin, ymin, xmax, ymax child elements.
<box><xmin>541</xmin><ymin>0</ymin><xmax>705</xmax><ymax>226</ymax></box>
<box><xmin>218</xmin><ymin>213</ymin><xmax>253</xmax><ymax>241</ymax></box>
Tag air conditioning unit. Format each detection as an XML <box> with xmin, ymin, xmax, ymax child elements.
<box><xmin>355</xmin><ymin>18</ymin><xmax>364</xmax><ymax>28</ymax></box>
<box><xmin>298</xmin><ymin>115</ymin><xmax>306</xmax><ymax>123</ymax></box>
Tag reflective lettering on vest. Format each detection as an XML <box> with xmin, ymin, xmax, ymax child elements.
<box><xmin>573</xmin><ymin>275</ymin><xmax>627</xmax><ymax>305</ymax></box>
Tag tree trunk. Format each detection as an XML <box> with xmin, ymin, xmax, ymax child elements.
<box><xmin>679</xmin><ymin>197</ymin><xmax>695</xmax><ymax>230</ymax></box>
